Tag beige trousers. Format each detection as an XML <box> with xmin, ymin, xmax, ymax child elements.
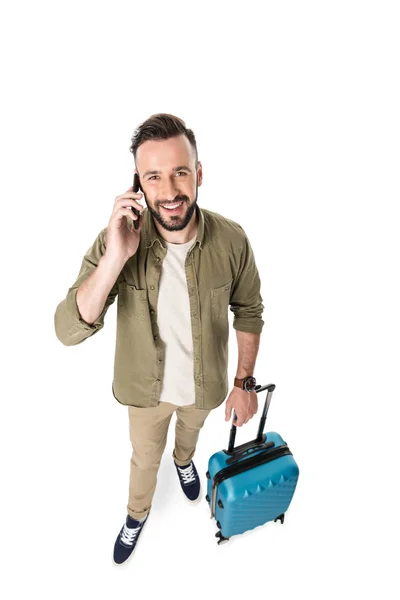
<box><xmin>127</xmin><ymin>401</ymin><xmax>212</xmax><ymax>520</ymax></box>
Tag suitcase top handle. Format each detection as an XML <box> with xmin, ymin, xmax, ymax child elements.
<box><xmin>226</xmin><ymin>383</ymin><xmax>276</xmax><ymax>456</ymax></box>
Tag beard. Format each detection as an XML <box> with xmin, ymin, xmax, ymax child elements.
<box><xmin>142</xmin><ymin>177</ymin><xmax>199</xmax><ymax>232</ymax></box>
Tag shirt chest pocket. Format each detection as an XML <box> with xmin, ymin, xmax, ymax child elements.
<box><xmin>118</xmin><ymin>282</ymin><xmax>147</xmax><ymax>321</ymax></box>
<box><xmin>210</xmin><ymin>278</ymin><xmax>233</xmax><ymax>321</ymax></box>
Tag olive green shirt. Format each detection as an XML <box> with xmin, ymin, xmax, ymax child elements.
<box><xmin>54</xmin><ymin>204</ymin><xmax>264</xmax><ymax>410</ymax></box>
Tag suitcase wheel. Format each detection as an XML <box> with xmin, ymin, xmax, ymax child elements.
<box><xmin>205</xmin><ymin>494</ymin><xmax>210</xmax><ymax>502</ymax></box>
<box><xmin>206</xmin><ymin>471</ymin><xmax>211</xmax><ymax>479</ymax></box>
<box><xmin>274</xmin><ymin>513</ymin><xmax>285</xmax><ymax>524</ymax></box>
<box><xmin>215</xmin><ymin>531</ymin><xmax>230</xmax><ymax>545</ymax></box>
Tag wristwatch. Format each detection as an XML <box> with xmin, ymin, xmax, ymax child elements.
<box><xmin>234</xmin><ymin>375</ymin><xmax>257</xmax><ymax>392</ymax></box>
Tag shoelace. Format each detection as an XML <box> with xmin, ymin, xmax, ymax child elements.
<box><xmin>178</xmin><ymin>463</ymin><xmax>196</xmax><ymax>485</ymax></box>
<box><xmin>120</xmin><ymin>523</ymin><xmax>141</xmax><ymax>546</ymax></box>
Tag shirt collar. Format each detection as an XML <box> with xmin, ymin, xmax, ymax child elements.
<box><xmin>144</xmin><ymin>202</ymin><xmax>205</xmax><ymax>250</ymax></box>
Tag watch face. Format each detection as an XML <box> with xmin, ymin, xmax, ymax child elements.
<box><xmin>244</xmin><ymin>376</ymin><xmax>256</xmax><ymax>391</ymax></box>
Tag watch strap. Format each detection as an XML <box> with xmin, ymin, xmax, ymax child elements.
<box><xmin>234</xmin><ymin>376</ymin><xmax>245</xmax><ymax>389</ymax></box>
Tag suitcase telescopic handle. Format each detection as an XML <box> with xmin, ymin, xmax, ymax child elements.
<box><xmin>227</xmin><ymin>383</ymin><xmax>276</xmax><ymax>455</ymax></box>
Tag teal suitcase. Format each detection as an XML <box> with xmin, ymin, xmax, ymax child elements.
<box><xmin>205</xmin><ymin>383</ymin><xmax>300</xmax><ymax>544</ymax></box>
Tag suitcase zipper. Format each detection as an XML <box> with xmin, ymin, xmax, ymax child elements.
<box><xmin>210</xmin><ymin>444</ymin><xmax>292</xmax><ymax>518</ymax></box>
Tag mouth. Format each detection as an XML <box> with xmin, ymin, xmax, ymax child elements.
<box><xmin>159</xmin><ymin>200</ymin><xmax>185</xmax><ymax>215</ymax></box>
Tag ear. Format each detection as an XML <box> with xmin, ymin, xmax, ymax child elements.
<box><xmin>197</xmin><ymin>161</ymin><xmax>203</xmax><ymax>186</ymax></box>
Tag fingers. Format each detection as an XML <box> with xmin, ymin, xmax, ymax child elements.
<box><xmin>112</xmin><ymin>192</ymin><xmax>144</xmax><ymax>219</ymax></box>
<box><xmin>225</xmin><ymin>406</ymin><xmax>244</xmax><ymax>426</ymax></box>
<box><xmin>225</xmin><ymin>396</ymin><xmax>257</xmax><ymax>426</ymax></box>
<box><xmin>118</xmin><ymin>207</ymin><xmax>138</xmax><ymax>221</ymax></box>
<box><xmin>114</xmin><ymin>190</ymin><xmax>144</xmax><ymax>207</ymax></box>
<box><xmin>235</xmin><ymin>415</ymin><xmax>252</xmax><ymax>427</ymax></box>
<box><xmin>245</xmin><ymin>407</ymin><xmax>257</xmax><ymax>424</ymax></box>
<box><xmin>233</xmin><ymin>410</ymin><xmax>245</xmax><ymax>427</ymax></box>
<box><xmin>110</xmin><ymin>206</ymin><xmax>143</xmax><ymax>234</ymax></box>
<box><xmin>228</xmin><ymin>410</ymin><xmax>255</xmax><ymax>427</ymax></box>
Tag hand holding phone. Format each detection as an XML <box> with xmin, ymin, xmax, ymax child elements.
<box><xmin>105</xmin><ymin>181</ymin><xmax>144</xmax><ymax>263</ymax></box>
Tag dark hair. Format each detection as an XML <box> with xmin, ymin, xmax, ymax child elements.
<box><xmin>129</xmin><ymin>113</ymin><xmax>198</xmax><ymax>166</ymax></box>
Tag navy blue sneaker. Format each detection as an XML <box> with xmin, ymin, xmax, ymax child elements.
<box><xmin>113</xmin><ymin>512</ymin><xmax>149</xmax><ymax>564</ymax></box>
<box><xmin>174</xmin><ymin>459</ymin><xmax>201</xmax><ymax>501</ymax></box>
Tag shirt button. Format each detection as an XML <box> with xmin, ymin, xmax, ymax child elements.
<box><xmin>150</xmin><ymin>285</ymin><xmax>155</xmax><ymax>290</ymax></box>
<box><xmin>150</xmin><ymin>309</ymin><xmax>155</xmax><ymax>314</ymax></box>
<box><xmin>154</xmin><ymin>335</ymin><xmax>158</xmax><ymax>340</ymax></box>
<box><xmin>157</xmin><ymin>359</ymin><xmax>162</xmax><ymax>363</ymax></box>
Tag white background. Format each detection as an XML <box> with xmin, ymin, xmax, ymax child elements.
<box><xmin>0</xmin><ymin>1</ymin><xmax>399</xmax><ymax>598</ymax></box>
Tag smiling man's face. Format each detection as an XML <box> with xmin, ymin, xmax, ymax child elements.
<box><xmin>135</xmin><ymin>134</ymin><xmax>202</xmax><ymax>232</ymax></box>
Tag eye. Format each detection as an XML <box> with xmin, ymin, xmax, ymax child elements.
<box><xmin>175</xmin><ymin>171</ymin><xmax>187</xmax><ymax>176</ymax></box>
<box><xmin>148</xmin><ymin>175</ymin><xmax>159</xmax><ymax>180</ymax></box>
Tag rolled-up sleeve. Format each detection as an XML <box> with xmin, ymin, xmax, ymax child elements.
<box><xmin>229</xmin><ymin>227</ymin><xmax>265</xmax><ymax>333</ymax></box>
<box><xmin>54</xmin><ymin>227</ymin><xmax>121</xmax><ymax>346</ymax></box>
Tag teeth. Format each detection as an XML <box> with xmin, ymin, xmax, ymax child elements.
<box><xmin>162</xmin><ymin>201</ymin><xmax>183</xmax><ymax>210</ymax></box>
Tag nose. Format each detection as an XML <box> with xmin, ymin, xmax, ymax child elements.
<box><xmin>159</xmin><ymin>178</ymin><xmax>180</xmax><ymax>202</ymax></box>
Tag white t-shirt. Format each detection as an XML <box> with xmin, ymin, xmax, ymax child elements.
<box><xmin>157</xmin><ymin>233</ymin><xmax>197</xmax><ymax>406</ymax></box>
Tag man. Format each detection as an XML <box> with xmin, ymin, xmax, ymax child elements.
<box><xmin>54</xmin><ymin>113</ymin><xmax>264</xmax><ymax>565</ymax></box>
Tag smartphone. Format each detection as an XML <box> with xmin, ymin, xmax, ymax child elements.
<box><xmin>131</xmin><ymin>173</ymin><xmax>142</xmax><ymax>230</ymax></box>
